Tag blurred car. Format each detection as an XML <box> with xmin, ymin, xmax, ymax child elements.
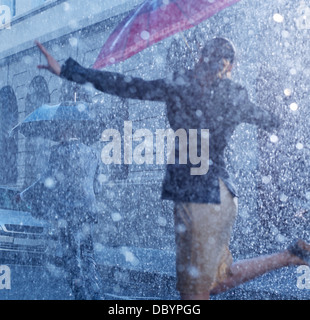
<box><xmin>0</xmin><ymin>186</ymin><xmax>60</xmax><ymax>266</ymax></box>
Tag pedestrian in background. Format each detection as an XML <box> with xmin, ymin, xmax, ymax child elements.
<box><xmin>20</xmin><ymin>126</ymin><xmax>103</xmax><ymax>300</ymax></box>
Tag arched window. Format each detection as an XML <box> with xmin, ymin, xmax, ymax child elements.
<box><xmin>25</xmin><ymin>75</ymin><xmax>50</xmax><ymax>114</ymax></box>
<box><xmin>24</xmin><ymin>76</ymin><xmax>50</xmax><ymax>185</ymax></box>
<box><xmin>0</xmin><ymin>86</ymin><xmax>18</xmax><ymax>185</ymax></box>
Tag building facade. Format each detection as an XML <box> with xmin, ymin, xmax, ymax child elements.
<box><xmin>0</xmin><ymin>0</ymin><xmax>178</xmax><ymax>251</ymax></box>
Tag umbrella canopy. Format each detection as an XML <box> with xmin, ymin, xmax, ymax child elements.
<box><xmin>93</xmin><ymin>0</ymin><xmax>241</xmax><ymax>69</ymax></box>
<box><xmin>11</xmin><ymin>102</ymin><xmax>105</xmax><ymax>145</ymax></box>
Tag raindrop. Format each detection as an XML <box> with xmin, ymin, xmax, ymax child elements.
<box><xmin>196</xmin><ymin>109</ymin><xmax>203</xmax><ymax>117</ymax></box>
<box><xmin>82</xmin><ymin>224</ymin><xmax>91</xmax><ymax>235</ymax></box>
<box><xmin>69</xmin><ymin>37</ymin><xmax>78</xmax><ymax>47</ymax></box>
<box><xmin>94</xmin><ymin>243</ymin><xmax>104</xmax><ymax>252</ymax></box>
<box><xmin>239</xmin><ymin>210</ymin><xmax>249</xmax><ymax>219</ymax></box>
<box><xmin>68</xmin><ymin>19</ymin><xmax>78</xmax><ymax>29</ymax></box>
<box><xmin>290</xmin><ymin>68</ymin><xmax>297</xmax><ymax>76</ymax></box>
<box><xmin>188</xmin><ymin>266</ymin><xmax>200</xmax><ymax>278</ymax></box>
<box><xmin>63</xmin><ymin>2</ymin><xmax>70</xmax><ymax>11</ymax></box>
<box><xmin>23</xmin><ymin>55</ymin><xmax>33</xmax><ymax>65</ymax></box>
<box><xmin>111</xmin><ymin>212</ymin><xmax>122</xmax><ymax>222</ymax></box>
<box><xmin>304</xmin><ymin>68</ymin><xmax>310</xmax><ymax>76</ymax></box>
<box><xmin>262</xmin><ymin>176</ymin><xmax>272</xmax><ymax>184</ymax></box>
<box><xmin>270</xmin><ymin>225</ymin><xmax>279</xmax><ymax>236</ymax></box>
<box><xmin>58</xmin><ymin>219</ymin><xmax>67</xmax><ymax>228</ymax></box>
<box><xmin>44</xmin><ymin>177</ymin><xmax>55</xmax><ymax>189</ymax></box>
<box><xmin>176</xmin><ymin>223</ymin><xmax>186</xmax><ymax>233</ymax></box>
<box><xmin>124</xmin><ymin>76</ymin><xmax>132</xmax><ymax>83</ymax></box>
<box><xmin>113</xmin><ymin>284</ymin><xmax>121</xmax><ymax>294</ymax></box>
<box><xmin>97</xmin><ymin>174</ymin><xmax>108</xmax><ymax>184</ymax></box>
<box><xmin>202</xmin><ymin>130</ymin><xmax>209</xmax><ymax>139</ymax></box>
<box><xmin>77</xmin><ymin>103</ymin><xmax>86</xmax><ymax>112</ymax></box>
<box><xmin>284</xmin><ymin>88</ymin><xmax>292</xmax><ymax>96</ymax></box>
<box><xmin>121</xmin><ymin>248</ymin><xmax>139</xmax><ymax>266</ymax></box>
<box><xmin>140</xmin><ymin>30</ymin><xmax>150</xmax><ymax>40</ymax></box>
<box><xmin>296</xmin><ymin>142</ymin><xmax>304</xmax><ymax>150</ymax></box>
<box><xmin>289</xmin><ymin>102</ymin><xmax>298</xmax><ymax>111</ymax></box>
<box><xmin>157</xmin><ymin>216</ymin><xmax>167</xmax><ymax>227</ymax></box>
<box><xmin>275</xmin><ymin>234</ymin><xmax>287</xmax><ymax>243</ymax></box>
<box><xmin>280</xmin><ymin>194</ymin><xmax>288</xmax><ymax>202</ymax></box>
<box><xmin>273</xmin><ymin>13</ymin><xmax>284</xmax><ymax>23</ymax></box>
<box><xmin>281</xmin><ymin>30</ymin><xmax>290</xmax><ymax>38</ymax></box>
<box><xmin>270</xmin><ymin>134</ymin><xmax>279</xmax><ymax>143</ymax></box>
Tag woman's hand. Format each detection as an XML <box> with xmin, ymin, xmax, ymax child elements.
<box><xmin>35</xmin><ymin>40</ymin><xmax>61</xmax><ymax>76</ymax></box>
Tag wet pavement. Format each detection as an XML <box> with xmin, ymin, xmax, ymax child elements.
<box><xmin>0</xmin><ymin>246</ymin><xmax>309</xmax><ymax>300</ymax></box>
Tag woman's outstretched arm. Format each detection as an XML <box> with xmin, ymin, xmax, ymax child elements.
<box><xmin>36</xmin><ymin>41</ymin><xmax>169</xmax><ymax>102</ymax></box>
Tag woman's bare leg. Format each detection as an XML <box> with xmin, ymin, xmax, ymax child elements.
<box><xmin>210</xmin><ymin>249</ymin><xmax>304</xmax><ymax>295</ymax></box>
<box><xmin>180</xmin><ymin>249</ymin><xmax>305</xmax><ymax>299</ymax></box>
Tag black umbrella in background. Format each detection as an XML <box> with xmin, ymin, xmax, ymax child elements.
<box><xmin>11</xmin><ymin>101</ymin><xmax>105</xmax><ymax>145</ymax></box>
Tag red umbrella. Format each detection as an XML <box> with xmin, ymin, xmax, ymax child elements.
<box><xmin>93</xmin><ymin>0</ymin><xmax>241</xmax><ymax>69</ymax></box>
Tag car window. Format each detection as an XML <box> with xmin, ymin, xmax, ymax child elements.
<box><xmin>0</xmin><ymin>189</ymin><xmax>30</xmax><ymax>212</ymax></box>
<box><xmin>0</xmin><ymin>189</ymin><xmax>13</xmax><ymax>210</ymax></box>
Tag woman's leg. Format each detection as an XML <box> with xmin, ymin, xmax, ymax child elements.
<box><xmin>175</xmin><ymin>181</ymin><xmax>238</xmax><ymax>300</ymax></box>
<box><xmin>210</xmin><ymin>249</ymin><xmax>303</xmax><ymax>295</ymax></box>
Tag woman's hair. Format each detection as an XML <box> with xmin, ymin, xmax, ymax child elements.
<box><xmin>201</xmin><ymin>37</ymin><xmax>235</xmax><ymax>64</ymax></box>
<box><xmin>198</xmin><ymin>37</ymin><xmax>235</xmax><ymax>83</ymax></box>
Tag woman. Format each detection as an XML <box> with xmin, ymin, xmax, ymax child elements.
<box><xmin>34</xmin><ymin>38</ymin><xmax>310</xmax><ymax>300</ymax></box>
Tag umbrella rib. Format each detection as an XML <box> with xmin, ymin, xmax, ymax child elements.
<box><xmin>120</xmin><ymin>3</ymin><xmax>146</xmax><ymax>61</ymax></box>
<box><xmin>121</xmin><ymin>22</ymin><xmax>131</xmax><ymax>61</ymax></box>
<box><xmin>146</xmin><ymin>1</ymin><xmax>152</xmax><ymax>47</ymax></box>
<box><xmin>111</xmin><ymin>11</ymin><xmax>134</xmax><ymax>50</ymax></box>
<box><xmin>174</xmin><ymin>2</ymin><xmax>196</xmax><ymax>28</ymax></box>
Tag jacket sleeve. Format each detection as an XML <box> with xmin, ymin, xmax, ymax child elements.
<box><xmin>60</xmin><ymin>58</ymin><xmax>169</xmax><ymax>101</ymax></box>
<box><xmin>238</xmin><ymin>87</ymin><xmax>281</xmax><ymax>132</ymax></box>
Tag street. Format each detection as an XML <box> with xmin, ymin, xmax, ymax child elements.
<box><xmin>0</xmin><ymin>247</ymin><xmax>309</xmax><ymax>300</ymax></box>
